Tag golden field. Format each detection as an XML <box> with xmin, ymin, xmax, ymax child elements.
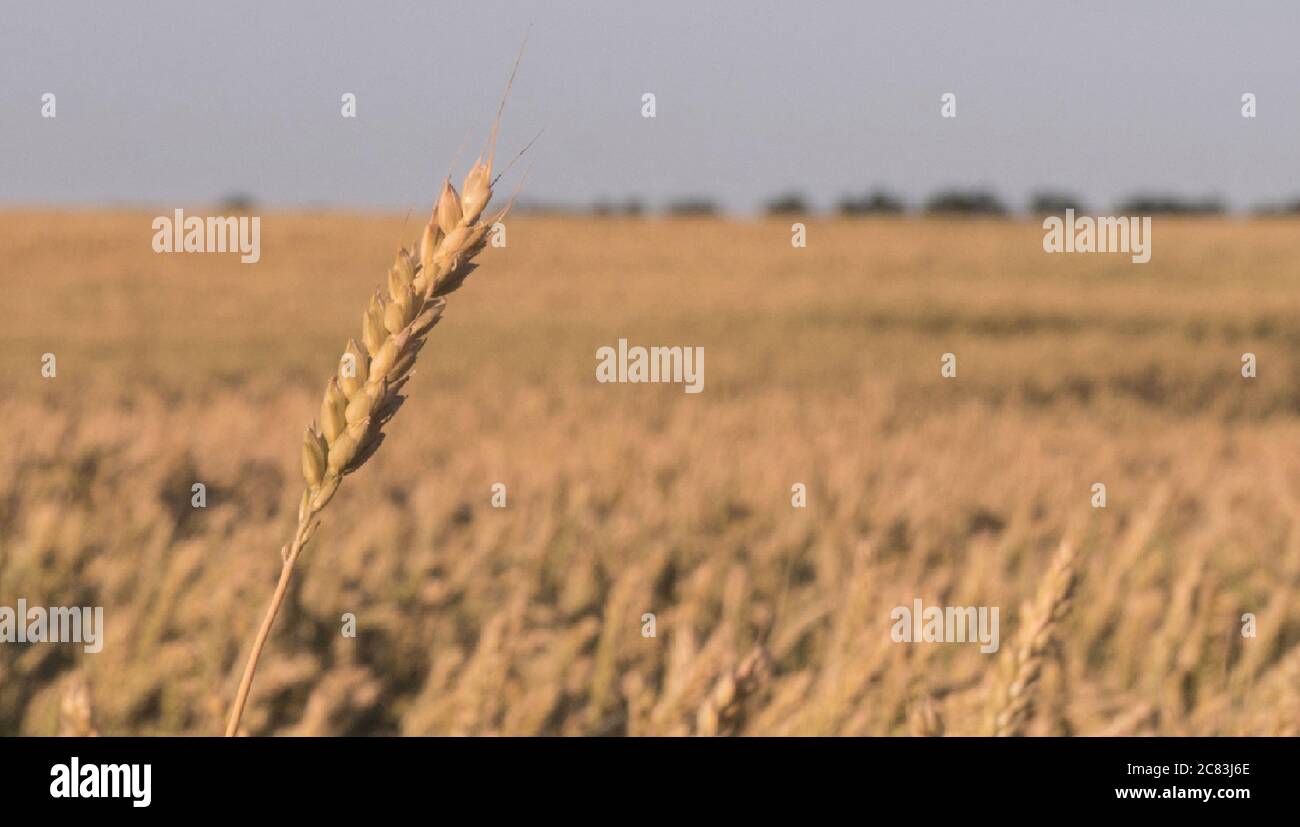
<box><xmin>1</xmin><ymin>211</ymin><xmax>1299</xmax><ymax>735</ymax></box>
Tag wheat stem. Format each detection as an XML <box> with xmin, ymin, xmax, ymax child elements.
<box><xmin>225</xmin><ymin>505</ymin><xmax>316</xmax><ymax>736</ymax></box>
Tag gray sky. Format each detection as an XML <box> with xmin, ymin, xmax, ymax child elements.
<box><xmin>3</xmin><ymin>1</ymin><xmax>1298</xmax><ymax>213</ymax></box>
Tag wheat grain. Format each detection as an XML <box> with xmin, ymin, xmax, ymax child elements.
<box><xmin>992</xmin><ymin>540</ymin><xmax>1081</xmax><ymax>736</ymax></box>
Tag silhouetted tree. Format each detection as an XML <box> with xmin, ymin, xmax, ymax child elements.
<box><xmin>591</xmin><ymin>198</ymin><xmax>646</xmax><ymax>217</ymax></box>
<box><xmin>1113</xmin><ymin>194</ymin><xmax>1224</xmax><ymax>215</ymax></box>
<box><xmin>665</xmin><ymin>197</ymin><xmax>718</xmax><ymax>216</ymax></box>
<box><xmin>924</xmin><ymin>190</ymin><xmax>1007</xmax><ymax>216</ymax></box>
<box><xmin>1028</xmin><ymin>191</ymin><xmax>1086</xmax><ymax>215</ymax></box>
<box><xmin>837</xmin><ymin>190</ymin><xmax>907</xmax><ymax>215</ymax></box>
<box><xmin>218</xmin><ymin>193</ymin><xmax>257</xmax><ymax>212</ymax></box>
<box><xmin>764</xmin><ymin>192</ymin><xmax>810</xmax><ymax>215</ymax></box>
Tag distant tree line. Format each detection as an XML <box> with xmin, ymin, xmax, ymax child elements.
<box><xmin>763</xmin><ymin>190</ymin><xmax>1297</xmax><ymax>217</ymax></box>
<box><xmin>503</xmin><ymin>191</ymin><xmax>1300</xmax><ymax>217</ymax></box>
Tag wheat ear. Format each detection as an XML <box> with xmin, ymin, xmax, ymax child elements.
<box><xmin>908</xmin><ymin>695</ymin><xmax>945</xmax><ymax>736</ymax></box>
<box><xmin>992</xmin><ymin>540</ymin><xmax>1080</xmax><ymax>736</ymax></box>
<box><xmin>224</xmin><ymin>155</ymin><xmax>503</xmax><ymax>737</ymax></box>
<box><xmin>60</xmin><ymin>676</ymin><xmax>98</xmax><ymax>737</ymax></box>
<box><xmin>695</xmin><ymin>645</ymin><xmax>771</xmax><ymax>736</ymax></box>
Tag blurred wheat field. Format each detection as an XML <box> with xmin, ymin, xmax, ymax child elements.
<box><xmin>2</xmin><ymin>210</ymin><xmax>1299</xmax><ymax>735</ymax></box>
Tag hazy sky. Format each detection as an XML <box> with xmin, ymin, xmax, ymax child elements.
<box><xmin>3</xmin><ymin>1</ymin><xmax>1298</xmax><ymax>213</ymax></box>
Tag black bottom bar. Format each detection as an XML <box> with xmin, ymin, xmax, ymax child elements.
<box><xmin>3</xmin><ymin>737</ymin><xmax>1286</xmax><ymax>815</ymax></box>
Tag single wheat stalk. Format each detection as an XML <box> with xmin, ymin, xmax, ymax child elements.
<box><xmin>224</xmin><ymin>145</ymin><xmax>506</xmax><ymax>737</ymax></box>
<box><xmin>992</xmin><ymin>540</ymin><xmax>1080</xmax><ymax>736</ymax></box>
<box><xmin>695</xmin><ymin>645</ymin><xmax>771</xmax><ymax>736</ymax></box>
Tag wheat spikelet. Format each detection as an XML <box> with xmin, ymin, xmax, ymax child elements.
<box><xmin>59</xmin><ymin>676</ymin><xmax>98</xmax><ymax>737</ymax></box>
<box><xmin>907</xmin><ymin>695</ymin><xmax>945</xmax><ymax>736</ymax></box>
<box><xmin>992</xmin><ymin>540</ymin><xmax>1080</xmax><ymax>736</ymax></box>
<box><xmin>225</xmin><ymin>140</ymin><xmax>508</xmax><ymax>737</ymax></box>
<box><xmin>695</xmin><ymin>645</ymin><xmax>771</xmax><ymax>736</ymax></box>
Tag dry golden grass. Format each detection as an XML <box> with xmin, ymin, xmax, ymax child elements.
<box><xmin>2</xmin><ymin>213</ymin><xmax>1299</xmax><ymax>735</ymax></box>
